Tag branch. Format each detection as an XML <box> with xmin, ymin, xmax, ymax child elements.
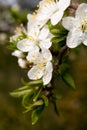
<box><xmin>54</xmin><ymin>45</ymin><xmax>69</xmax><ymax>69</ymax></box>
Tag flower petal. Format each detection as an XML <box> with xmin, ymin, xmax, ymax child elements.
<box><xmin>28</xmin><ymin>65</ymin><xmax>43</xmax><ymax>80</ymax></box>
<box><xmin>28</xmin><ymin>26</ymin><xmax>40</xmax><ymax>40</ymax></box>
<box><xmin>43</xmin><ymin>72</ymin><xmax>52</xmax><ymax>85</ymax></box>
<box><xmin>51</xmin><ymin>11</ymin><xmax>63</xmax><ymax>25</ymax></box>
<box><xmin>67</xmin><ymin>28</ymin><xmax>83</xmax><ymax>48</ymax></box>
<box><xmin>42</xmin><ymin>49</ymin><xmax>52</xmax><ymax>61</ymax></box>
<box><xmin>12</xmin><ymin>50</ymin><xmax>24</xmax><ymax>58</ymax></box>
<box><xmin>17</xmin><ymin>39</ymin><xmax>34</xmax><ymax>52</ymax></box>
<box><xmin>26</xmin><ymin>47</ymin><xmax>39</xmax><ymax>63</ymax></box>
<box><xmin>58</xmin><ymin>0</ymin><xmax>71</xmax><ymax>11</ymax></box>
<box><xmin>38</xmin><ymin>0</ymin><xmax>56</xmax><ymax>17</ymax></box>
<box><xmin>62</xmin><ymin>16</ymin><xmax>74</xmax><ymax>31</ymax></box>
<box><xmin>40</xmin><ymin>38</ymin><xmax>52</xmax><ymax>49</ymax></box>
<box><xmin>18</xmin><ymin>58</ymin><xmax>27</xmax><ymax>68</ymax></box>
<box><xmin>43</xmin><ymin>62</ymin><xmax>53</xmax><ymax>85</ymax></box>
<box><xmin>38</xmin><ymin>26</ymin><xmax>49</xmax><ymax>40</ymax></box>
<box><xmin>46</xmin><ymin>61</ymin><xmax>53</xmax><ymax>72</ymax></box>
<box><xmin>76</xmin><ymin>3</ymin><xmax>87</xmax><ymax>19</ymax></box>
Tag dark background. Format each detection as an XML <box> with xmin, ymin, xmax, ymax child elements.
<box><xmin>0</xmin><ymin>0</ymin><xmax>87</xmax><ymax>130</ymax></box>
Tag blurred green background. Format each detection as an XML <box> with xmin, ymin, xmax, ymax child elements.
<box><xmin>0</xmin><ymin>0</ymin><xmax>87</xmax><ymax>130</ymax></box>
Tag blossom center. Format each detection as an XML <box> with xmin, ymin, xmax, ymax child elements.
<box><xmin>81</xmin><ymin>19</ymin><xmax>87</xmax><ymax>33</ymax></box>
<box><xmin>28</xmin><ymin>36</ymin><xmax>34</xmax><ymax>41</ymax></box>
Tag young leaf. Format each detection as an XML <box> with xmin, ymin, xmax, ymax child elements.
<box><xmin>59</xmin><ymin>63</ymin><xmax>69</xmax><ymax>75</ymax></box>
<box><xmin>51</xmin><ymin>36</ymin><xmax>66</xmax><ymax>44</ymax></box>
<box><xmin>10</xmin><ymin>89</ymin><xmax>32</xmax><ymax>97</ymax></box>
<box><xmin>61</xmin><ymin>73</ymin><xmax>76</xmax><ymax>90</ymax></box>
<box><xmin>24</xmin><ymin>100</ymin><xmax>43</xmax><ymax>113</ymax></box>
<box><xmin>22</xmin><ymin>93</ymin><xmax>34</xmax><ymax>107</ymax></box>
<box><xmin>48</xmin><ymin>22</ymin><xmax>68</xmax><ymax>36</ymax></box>
<box><xmin>32</xmin><ymin>106</ymin><xmax>44</xmax><ymax>125</ymax></box>
<box><xmin>33</xmin><ymin>87</ymin><xmax>42</xmax><ymax>102</ymax></box>
<box><xmin>8</xmin><ymin>42</ymin><xmax>17</xmax><ymax>50</ymax></box>
<box><xmin>27</xmin><ymin>79</ymin><xmax>43</xmax><ymax>86</ymax></box>
<box><xmin>41</xmin><ymin>95</ymin><xmax>49</xmax><ymax>107</ymax></box>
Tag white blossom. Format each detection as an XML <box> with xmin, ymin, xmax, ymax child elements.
<box><xmin>62</xmin><ymin>3</ymin><xmax>87</xmax><ymax>48</ymax></box>
<box><xmin>17</xmin><ymin>25</ymin><xmax>52</xmax><ymax>52</ymax></box>
<box><xmin>36</xmin><ymin>0</ymin><xmax>71</xmax><ymax>25</ymax></box>
<box><xmin>27</xmin><ymin>49</ymin><xmax>53</xmax><ymax>85</ymax></box>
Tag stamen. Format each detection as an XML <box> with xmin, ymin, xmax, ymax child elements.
<box><xmin>81</xmin><ymin>18</ymin><xmax>87</xmax><ymax>33</ymax></box>
<box><xmin>28</xmin><ymin>36</ymin><xmax>34</xmax><ymax>41</ymax></box>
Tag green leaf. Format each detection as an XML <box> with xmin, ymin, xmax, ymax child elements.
<box><xmin>8</xmin><ymin>42</ymin><xmax>17</xmax><ymax>50</ymax></box>
<box><xmin>17</xmin><ymin>79</ymin><xmax>43</xmax><ymax>91</ymax></box>
<box><xmin>10</xmin><ymin>89</ymin><xmax>32</xmax><ymax>97</ymax></box>
<box><xmin>48</xmin><ymin>22</ymin><xmax>68</xmax><ymax>36</ymax></box>
<box><xmin>33</xmin><ymin>87</ymin><xmax>42</xmax><ymax>102</ymax></box>
<box><xmin>22</xmin><ymin>93</ymin><xmax>34</xmax><ymax>107</ymax></box>
<box><xmin>50</xmin><ymin>29</ymin><xmax>61</xmax><ymax>35</ymax></box>
<box><xmin>16</xmin><ymin>85</ymin><xmax>31</xmax><ymax>91</ymax></box>
<box><xmin>51</xmin><ymin>36</ymin><xmax>66</xmax><ymax>44</ymax></box>
<box><xmin>27</xmin><ymin>79</ymin><xmax>43</xmax><ymax>86</ymax></box>
<box><xmin>41</xmin><ymin>95</ymin><xmax>49</xmax><ymax>107</ymax></box>
<box><xmin>59</xmin><ymin>63</ymin><xmax>69</xmax><ymax>75</ymax></box>
<box><xmin>32</xmin><ymin>106</ymin><xmax>44</xmax><ymax>125</ymax></box>
<box><xmin>61</xmin><ymin>73</ymin><xmax>76</xmax><ymax>90</ymax></box>
<box><xmin>24</xmin><ymin>100</ymin><xmax>43</xmax><ymax>113</ymax></box>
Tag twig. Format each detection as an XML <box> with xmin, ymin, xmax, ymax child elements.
<box><xmin>54</xmin><ymin>45</ymin><xmax>69</xmax><ymax>69</ymax></box>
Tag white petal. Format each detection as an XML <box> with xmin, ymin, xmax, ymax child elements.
<box><xmin>17</xmin><ymin>39</ymin><xmax>34</xmax><ymax>52</ymax></box>
<box><xmin>76</xmin><ymin>3</ymin><xmax>87</xmax><ymax>19</ymax></box>
<box><xmin>51</xmin><ymin>11</ymin><xmax>63</xmax><ymax>25</ymax></box>
<box><xmin>42</xmin><ymin>49</ymin><xmax>52</xmax><ymax>61</ymax></box>
<box><xmin>38</xmin><ymin>0</ymin><xmax>56</xmax><ymax>16</ymax></box>
<box><xmin>40</xmin><ymin>38</ymin><xmax>52</xmax><ymax>49</ymax></box>
<box><xmin>62</xmin><ymin>16</ymin><xmax>74</xmax><ymax>31</ymax></box>
<box><xmin>28</xmin><ymin>65</ymin><xmax>43</xmax><ymax>80</ymax></box>
<box><xmin>12</xmin><ymin>50</ymin><xmax>24</xmax><ymax>58</ymax></box>
<box><xmin>43</xmin><ymin>61</ymin><xmax>53</xmax><ymax>85</ymax></box>
<box><xmin>26</xmin><ymin>47</ymin><xmax>39</xmax><ymax>63</ymax></box>
<box><xmin>43</xmin><ymin>72</ymin><xmax>52</xmax><ymax>85</ymax></box>
<box><xmin>46</xmin><ymin>61</ymin><xmax>53</xmax><ymax>73</ymax></box>
<box><xmin>37</xmin><ymin>0</ymin><xmax>57</xmax><ymax>26</ymax></box>
<box><xmin>28</xmin><ymin>26</ymin><xmax>40</xmax><ymax>40</ymax></box>
<box><xmin>58</xmin><ymin>0</ymin><xmax>71</xmax><ymax>11</ymax></box>
<box><xmin>18</xmin><ymin>58</ymin><xmax>27</xmax><ymax>68</ymax></box>
<box><xmin>37</xmin><ymin>12</ymin><xmax>49</xmax><ymax>22</ymax></box>
<box><xmin>38</xmin><ymin>26</ymin><xmax>49</xmax><ymax>40</ymax></box>
<box><xmin>67</xmin><ymin>28</ymin><xmax>83</xmax><ymax>48</ymax></box>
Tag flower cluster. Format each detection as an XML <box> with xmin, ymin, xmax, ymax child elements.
<box><xmin>9</xmin><ymin>0</ymin><xmax>87</xmax><ymax>125</ymax></box>
<box><xmin>10</xmin><ymin>0</ymin><xmax>71</xmax><ymax>86</ymax></box>
<box><xmin>62</xmin><ymin>3</ymin><xmax>87</xmax><ymax>48</ymax></box>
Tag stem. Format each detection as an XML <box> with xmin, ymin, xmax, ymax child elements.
<box><xmin>54</xmin><ymin>45</ymin><xmax>69</xmax><ymax>69</ymax></box>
